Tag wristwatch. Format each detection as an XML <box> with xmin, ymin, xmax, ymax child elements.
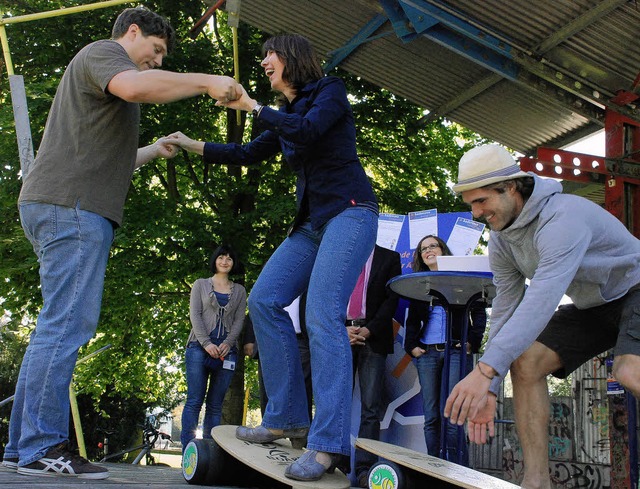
<box><xmin>251</xmin><ymin>103</ymin><xmax>264</xmax><ymax>117</ymax></box>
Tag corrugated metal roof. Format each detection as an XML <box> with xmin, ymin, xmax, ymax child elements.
<box><xmin>236</xmin><ymin>0</ymin><xmax>640</xmax><ymax>156</ymax></box>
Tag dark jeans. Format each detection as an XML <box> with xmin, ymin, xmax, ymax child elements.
<box><xmin>181</xmin><ymin>342</ymin><xmax>236</xmax><ymax>448</ymax></box>
<box><xmin>353</xmin><ymin>343</ymin><xmax>387</xmax><ymax>476</ymax></box>
<box><xmin>415</xmin><ymin>348</ymin><xmax>471</xmax><ymax>465</ymax></box>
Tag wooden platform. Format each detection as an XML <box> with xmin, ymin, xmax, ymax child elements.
<box><xmin>0</xmin><ymin>461</ymin><xmax>362</xmax><ymax>488</ymax></box>
<box><xmin>0</xmin><ymin>463</ymin><xmax>188</xmax><ymax>488</ymax></box>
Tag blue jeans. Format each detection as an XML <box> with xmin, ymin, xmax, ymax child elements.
<box><xmin>415</xmin><ymin>348</ymin><xmax>471</xmax><ymax>465</ymax></box>
<box><xmin>181</xmin><ymin>342</ymin><xmax>237</xmax><ymax>447</ymax></box>
<box><xmin>6</xmin><ymin>202</ymin><xmax>113</xmax><ymax>466</ymax></box>
<box><xmin>353</xmin><ymin>343</ymin><xmax>387</xmax><ymax>476</ymax></box>
<box><xmin>248</xmin><ymin>206</ymin><xmax>378</xmax><ymax>456</ymax></box>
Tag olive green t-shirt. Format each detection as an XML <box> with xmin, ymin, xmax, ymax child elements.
<box><xmin>19</xmin><ymin>40</ymin><xmax>140</xmax><ymax>226</ymax></box>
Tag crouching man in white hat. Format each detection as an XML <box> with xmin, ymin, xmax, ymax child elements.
<box><xmin>443</xmin><ymin>144</ymin><xmax>640</xmax><ymax>489</ymax></box>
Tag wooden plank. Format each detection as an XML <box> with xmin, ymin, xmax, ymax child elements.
<box><xmin>0</xmin><ymin>462</ymin><xmax>187</xmax><ymax>487</ymax></box>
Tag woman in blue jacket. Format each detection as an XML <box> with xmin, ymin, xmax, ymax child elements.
<box><xmin>404</xmin><ymin>234</ymin><xmax>487</xmax><ymax>465</ymax></box>
<box><xmin>168</xmin><ymin>34</ymin><xmax>377</xmax><ymax>481</ymax></box>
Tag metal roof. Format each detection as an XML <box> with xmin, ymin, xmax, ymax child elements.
<box><xmin>236</xmin><ymin>0</ymin><xmax>640</xmax><ymax>156</ymax></box>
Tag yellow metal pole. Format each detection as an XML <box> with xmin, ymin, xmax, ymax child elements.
<box><xmin>68</xmin><ymin>345</ymin><xmax>111</xmax><ymax>458</ymax></box>
<box><xmin>232</xmin><ymin>26</ymin><xmax>241</xmax><ymax>125</ymax></box>
<box><xmin>242</xmin><ymin>387</ymin><xmax>250</xmax><ymax>425</ymax></box>
<box><xmin>1</xmin><ymin>1</ymin><xmax>133</xmax><ymax>81</ymax></box>
<box><xmin>0</xmin><ymin>0</ymin><xmax>132</xmax><ymax>26</ymax></box>
<box><xmin>69</xmin><ymin>384</ymin><xmax>87</xmax><ymax>458</ymax></box>
<box><xmin>0</xmin><ymin>25</ymin><xmax>13</xmax><ymax>75</ymax></box>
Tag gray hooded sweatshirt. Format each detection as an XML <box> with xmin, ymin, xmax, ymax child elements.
<box><xmin>481</xmin><ymin>174</ymin><xmax>640</xmax><ymax>392</ymax></box>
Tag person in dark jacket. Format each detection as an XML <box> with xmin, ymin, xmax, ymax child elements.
<box><xmin>166</xmin><ymin>33</ymin><xmax>378</xmax><ymax>481</ymax></box>
<box><xmin>346</xmin><ymin>244</ymin><xmax>401</xmax><ymax>487</ymax></box>
<box><xmin>404</xmin><ymin>235</ymin><xmax>487</xmax><ymax>465</ymax></box>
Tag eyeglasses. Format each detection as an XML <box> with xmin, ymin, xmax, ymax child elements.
<box><xmin>420</xmin><ymin>243</ymin><xmax>441</xmax><ymax>253</ymax></box>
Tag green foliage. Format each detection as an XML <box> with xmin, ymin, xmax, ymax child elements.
<box><xmin>0</xmin><ymin>0</ymin><xmax>485</xmax><ymax>445</ymax></box>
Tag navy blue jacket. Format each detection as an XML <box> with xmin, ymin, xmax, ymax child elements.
<box><xmin>203</xmin><ymin>76</ymin><xmax>377</xmax><ymax>231</ymax></box>
<box><xmin>404</xmin><ymin>298</ymin><xmax>487</xmax><ymax>355</ymax></box>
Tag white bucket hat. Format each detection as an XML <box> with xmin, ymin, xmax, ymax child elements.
<box><xmin>452</xmin><ymin>144</ymin><xmax>530</xmax><ymax>194</ymax></box>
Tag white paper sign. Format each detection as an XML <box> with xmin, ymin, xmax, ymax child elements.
<box><xmin>376</xmin><ymin>214</ymin><xmax>405</xmax><ymax>251</ymax></box>
<box><xmin>408</xmin><ymin>209</ymin><xmax>438</xmax><ymax>249</ymax></box>
<box><xmin>446</xmin><ymin>217</ymin><xmax>485</xmax><ymax>256</ymax></box>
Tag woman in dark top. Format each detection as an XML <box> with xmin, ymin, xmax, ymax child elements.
<box><xmin>404</xmin><ymin>235</ymin><xmax>486</xmax><ymax>466</ymax></box>
<box><xmin>168</xmin><ymin>34</ymin><xmax>377</xmax><ymax>481</ymax></box>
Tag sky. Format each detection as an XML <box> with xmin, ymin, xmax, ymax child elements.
<box><xmin>563</xmin><ymin>129</ymin><xmax>605</xmax><ymax>156</ymax></box>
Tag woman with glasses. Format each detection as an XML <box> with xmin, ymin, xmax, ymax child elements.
<box><xmin>181</xmin><ymin>245</ymin><xmax>246</xmax><ymax>450</ymax></box>
<box><xmin>404</xmin><ymin>235</ymin><xmax>486</xmax><ymax>465</ymax></box>
<box><xmin>166</xmin><ymin>33</ymin><xmax>377</xmax><ymax>481</ymax></box>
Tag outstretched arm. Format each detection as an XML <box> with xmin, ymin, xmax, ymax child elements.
<box><xmin>164</xmin><ymin>131</ymin><xmax>206</xmax><ymax>155</ymax></box>
<box><xmin>108</xmin><ymin>70</ymin><xmax>241</xmax><ymax>104</ymax></box>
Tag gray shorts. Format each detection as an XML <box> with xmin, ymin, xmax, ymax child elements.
<box><xmin>536</xmin><ymin>285</ymin><xmax>640</xmax><ymax>378</ymax></box>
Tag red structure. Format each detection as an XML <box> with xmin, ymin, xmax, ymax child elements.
<box><xmin>520</xmin><ymin>109</ymin><xmax>640</xmax><ymax>239</ymax></box>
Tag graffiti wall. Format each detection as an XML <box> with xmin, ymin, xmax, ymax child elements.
<box><xmin>497</xmin><ymin>391</ymin><xmax>612</xmax><ymax>488</ymax></box>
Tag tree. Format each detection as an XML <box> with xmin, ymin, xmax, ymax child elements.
<box><xmin>0</xmin><ymin>0</ymin><xmax>483</xmax><ymax>454</ymax></box>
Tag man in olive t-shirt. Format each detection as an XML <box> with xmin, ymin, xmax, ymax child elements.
<box><xmin>3</xmin><ymin>7</ymin><xmax>240</xmax><ymax>480</ymax></box>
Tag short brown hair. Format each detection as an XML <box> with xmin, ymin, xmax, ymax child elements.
<box><xmin>262</xmin><ymin>34</ymin><xmax>324</xmax><ymax>95</ymax></box>
<box><xmin>112</xmin><ymin>7</ymin><xmax>175</xmax><ymax>53</ymax></box>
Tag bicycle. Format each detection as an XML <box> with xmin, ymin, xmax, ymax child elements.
<box><xmin>99</xmin><ymin>417</ymin><xmax>172</xmax><ymax>466</ymax></box>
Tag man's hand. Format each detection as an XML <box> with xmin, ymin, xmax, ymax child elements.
<box><xmin>135</xmin><ymin>137</ymin><xmax>180</xmax><ymax>169</ymax></box>
<box><xmin>153</xmin><ymin>136</ymin><xmax>180</xmax><ymax>159</ymax></box>
<box><xmin>208</xmin><ymin>75</ymin><xmax>243</xmax><ymax>104</ymax></box>
<box><xmin>411</xmin><ymin>346</ymin><xmax>426</xmax><ymax>358</ymax></box>
<box><xmin>347</xmin><ymin>326</ymin><xmax>366</xmax><ymax>346</ymax></box>
<box><xmin>468</xmin><ymin>393</ymin><xmax>496</xmax><ymax>444</ymax></box>
<box><xmin>244</xmin><ymin>342</ymin><xmax>255</xmax><ymax>357</ymax></box>
<box><xmin>444</xmin><ymin>363</ymin><xmax>494</xmax><ymax>425</ymax></box>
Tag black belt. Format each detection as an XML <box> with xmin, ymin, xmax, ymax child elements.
<box><xmin>345</xmin><ymin>319</ymin><xmax>367</xmax><ymax>326</ymax></box>
<box><xmin>420</xmin><ymin>342</ymin><xmax>462</xmax><ymax>352</ymax></box>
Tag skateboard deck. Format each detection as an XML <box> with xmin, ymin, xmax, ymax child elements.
<box><xmin>356</xmin><ymin>437</ymin><xmax>518</xmax><ymax>489</ymax></box>
<box><xmin>207</xmin><ymin>425</ymin><xmax>350</xmax><ymax>489</ymax></box>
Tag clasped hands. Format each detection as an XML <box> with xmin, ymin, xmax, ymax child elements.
<box><xmin>347</xmin><ymin>326</ymin><xmax>369</xmax><ymax>346</ymax></box>
<box><xmin>204</xmin><ymin>342</ymin><xmax>230</xmax><ymax>359</ymax></box>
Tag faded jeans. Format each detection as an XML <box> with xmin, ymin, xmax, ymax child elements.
<box><xmin>6</xmin><ymin>202</ymin><xmax>113</xmax><ymax>466</ymax></box>
<box><xmin>248</xmin><ymin>205</ymin><xmax>378</xmax><ymax>456</ymax></box>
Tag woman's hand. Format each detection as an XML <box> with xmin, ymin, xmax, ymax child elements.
<box><xmin>204</xmin><ymin>344</ymin><xmax>219</xmax><ymax>358</ymax></box>
<box><xmin>165</xmin><ymin>131</ymin><xmax>205</xmax><ymax>155</ymax></box>
<box><xmin>411</xmin><ymin>346</ymin><xmax>425</xmax><ymax>358</ymax></box>
<box><xmin>218</xmin><ymin>342</ymin><xmax>230</xmax><ymax>358</ymax></box>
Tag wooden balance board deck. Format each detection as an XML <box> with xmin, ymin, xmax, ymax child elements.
<box><xmin>209</xmin><ymin>425</ymin><xmax>351</xmax><ymax>489</ymax></box>
<box><xmin>356</xmin><ymin>438</ymin><xmax>519</xmax><ymax>489</ymax></box>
